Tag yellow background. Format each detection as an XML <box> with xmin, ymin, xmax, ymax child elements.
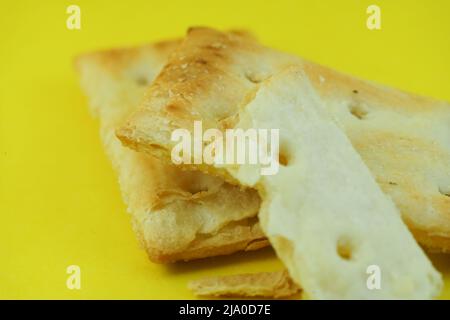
<box><xmin>1</xmin><ymin>0</ymin><xmax>449</xmax><ymax>299</ymax></box>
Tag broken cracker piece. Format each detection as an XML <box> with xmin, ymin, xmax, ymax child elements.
<box><xmin>189</xmin><ymin>270</ymin><xmax>300</xmax><ymax>298</ymax></box>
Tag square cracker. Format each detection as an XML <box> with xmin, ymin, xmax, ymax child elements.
<box><xmin>75</xmin><ymin>40</ymin><xmax>267</xmax><ymax>263</ymax></box>
<box><xmin>117</xmin><ymin>27</ymin><xmax>450</xmax><ymax>252</ymax></box>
